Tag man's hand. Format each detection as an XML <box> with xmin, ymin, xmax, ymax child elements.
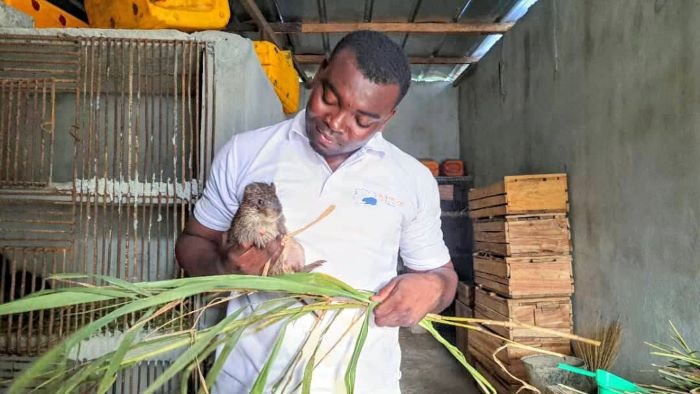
<box><xmin>371</xmin><ymin>273</ymin><xmax>443</xmax><ymax>327</ymax></box>
<box><xmin>370</xmin><ymin>262</ymin><xmax>458</xmax><ymax>327</ymax></box>
<box><xmin>223</xmin><ymin>236</ymin><xmax>284</xmax><ymax>275</ymax></box>
<box><xmin>176</xmin><ymin>218</ymin><xmax>284</xmax><ymax>276</ymax></box>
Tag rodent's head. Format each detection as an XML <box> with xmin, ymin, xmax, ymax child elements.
<box><xmin>241</xmin><ymin>182</ymin><xmax>283</xmax><ymax>219</ymax></box>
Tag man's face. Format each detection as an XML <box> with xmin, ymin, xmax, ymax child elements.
<box><xmin>305</xmin><ymin>50</ymin><xmax>401</xmax><ymax>163</ymax></box>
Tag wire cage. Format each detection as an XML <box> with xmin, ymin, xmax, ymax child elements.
<box><xmin>0</xmin><ymin>34</ymin><xmax>216</xmax><ymax>392</ymax></box>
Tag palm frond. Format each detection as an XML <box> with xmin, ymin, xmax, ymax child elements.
<box><xmin>645</xmin><ymin>322</ymin><xmax>700</xmax><ymax>392</ymax></box>
<box><xmin>0</xmin><ymin>273</ymin><xmax>597</xmax><ymax>393</ymax></box>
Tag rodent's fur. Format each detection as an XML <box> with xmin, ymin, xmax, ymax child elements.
<box><xmin>227</xmin><ymin>182</ymin><xmax>323</xmax><ymax>275</ymax></box>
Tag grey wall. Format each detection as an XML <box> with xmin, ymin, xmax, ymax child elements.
<box><xmin>192</xmin><ymin>31</ymin><xmax>286</xmax><ymax>153</ymax></box>
<box><xmin>302</xmin><ymin>81</ymin><xmax>460</xmax><ymax>162</ymax></box>
<box><xmin>458</xmin><ymin>0</ymin><xmax>700</xmax><ymax>383</ymax></box>
<box><xmin>0</xmin><ymin>3</ymin><xmax>32</xmax><ymax>27</ymax></box>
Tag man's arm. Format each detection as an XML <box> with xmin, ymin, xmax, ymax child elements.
<box><xmin>371</xmin><ymin>261</ymin><xmax>458</xmax><ymax>327</ymax></box>
<box><xmin>175</xmin><ymin>218</ymin><xmax>281</xmax><ymax>277</ymax></box>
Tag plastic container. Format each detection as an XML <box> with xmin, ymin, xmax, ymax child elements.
<box><xmin>5</xmin><ymin>0</ymin><xmax>88</xmax><ymax>28</ymax></box>
<box><xmin>440</xmin><ymin>159</ymin><xmax>465</xmax><ymax>176</ymax></box>
<box><xmin>522</xmin><ymin>355</ymin><xmax>594</xmax><ymax>393</ymax></box>
<box><xmin>84</xmin><ymin>0</ymin><xmax>230</xmax><ymax>32</ymax></box>
<box><xmin>419</xmin><ymin>159</ymin><xmax>440</xmax><ymax>177</ymax></box>
<box><xmin>253</xmin><ymin>41</ymin><xmax>300</xmax><ymax>114</ymax></box>
<box><xmin>558</xmin><ymin>364</ymin><xmax>647</xmax><ymax>394</ymax></box>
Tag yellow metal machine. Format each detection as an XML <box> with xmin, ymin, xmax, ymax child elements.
<box><xmin>84</xmin><ymin>0</ymin><xmax>230</xmax><ymax>31</ymax></box>
<box><xmin>253</xmin><ymin>41</ymin><xmax>300</xmax><ymax>115</ymax></box>
<box><xmin>4</xmin><ymin>0</ymin><xmax>88</xmax><ymax>28</ymax></box>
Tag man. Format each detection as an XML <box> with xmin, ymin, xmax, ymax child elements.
<box><xmin>175</xmin><ymin>30</ymin><xmax>457</xmax><ymax>393</ymax></box>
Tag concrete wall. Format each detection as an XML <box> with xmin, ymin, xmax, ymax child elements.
<box><xmin>0</xmin><ymin>3</ymin><xmax>33</xmax><ymax>27</ymax></box>
<box><xmin>302</xmin><ymin>81</ymin><xmax>460</xmax><ymax>162</ymax></box>
<box><xmin>458</xmin><ymin>0</ymin><xmax>700</xmax><ymax>382</ymax></box>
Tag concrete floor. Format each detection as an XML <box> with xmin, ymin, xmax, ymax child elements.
<box><xmin>399</xmin><ymin>328</ymin><xmax>480</xmax><ymax>394</ymax></box>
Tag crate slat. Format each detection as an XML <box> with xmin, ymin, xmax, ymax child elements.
<box><xmin>468</xmin><ymin>327</ymin><xmax>571</xmax><ymax>380</ymax></box>
<box><xmin>468</xmin><ymin>344</ymin><xmax>523</xmax><ymax>393</ymax></box>
<box><xmin>473</xmin><ymin>215</ymin><xmax>571</xmax><ymax>257</ymax></box>
<box><xmin>474</xmin><ymin>254</ymin><xmax>574</xmax><ymax>298</ymax></box>
<box><xmin>473</xmin><ymin>288</ymin><xmax>573</xmax><ymax>339</ymax></box>
<box><xmin>456</xmin><ymin>281</ymin><xmax>474</xmax><ymax>306</ymax></box>
<box><xmin>469</xmin><ymin>174</ymin><xmax>568</xmax><ymax>218</ymax></box>
<box><xmin>454</xmin><ymin>299</ymin><xmax>472</xmax><ymax>357</ymax></box>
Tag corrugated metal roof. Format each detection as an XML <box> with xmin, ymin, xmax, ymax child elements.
<box><xmin>229</xmin><ymin>0</ymin><xmax>529</xmax><ymax>82</ymax></box>
<box><xmin>42</xmin><ymin>0</ymin><xmax>538</xmax><ymax>82</ymax></box>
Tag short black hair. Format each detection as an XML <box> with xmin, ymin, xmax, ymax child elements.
<box><xmin>329</xmin><ymin>30</ymin><xmax>411</xmax><ymax>105</ymax></box>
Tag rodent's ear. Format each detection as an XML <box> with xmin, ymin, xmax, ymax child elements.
<box><xmin>270</xmin><ymin>182</ymin><xmax>276</xmax><ymax>192</ymax></box>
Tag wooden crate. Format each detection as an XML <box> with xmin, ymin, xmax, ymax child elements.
<box><xmin>468</xmin><ymin>327</ymin><xmax>571</xmax><ymax>381</ymax></box>
<box><xmin>454</xmin><ymin>299</ymin><xmax>472</xmax><ymax>357</ymax></box>
<box><xmin>474</xmin><ymin>288</ymin><xmax>572</xmax><ymax>340</ymax></box>
<box><xmin>438</xmin><ymin>178</ymin><xmax>471</xmax><ymax>211</ymax></box>
<box><xmin>469</xmin><ymin>355</ymin><xmax>522</xmax><ymax>394</ymax></box>
<box><xmin>473</xmin><ymin>214</ymin><xmax>571</xmax><ymax>257</ymax></box>
<box><xmin>456</xmin><ymin>281</ymin><xmax>474</xmax><ymax>306</ymax></box>
<box><xmin>474</xmin><ymin>254</ymin><xmax>574</xmax><ymax>298</ymax></box>
<box><xmin>438</xmin><ymin>184</ymin><xmax>454</xmax><ymax>201</ymax></box>
<box><xmin>469</xmin><ymin>174</ymin><xmax>568</xmax><ymax>219</ymax></box>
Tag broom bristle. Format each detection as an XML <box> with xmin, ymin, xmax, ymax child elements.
<box><xmin>573</xmin><ymin>318</ymin><xmax>621</xmax><ymax>371</ymax></box>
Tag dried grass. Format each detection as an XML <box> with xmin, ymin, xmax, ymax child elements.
<box><xmin>573</xmin><ymin>318</ymin><xmax>621</xmax><ymax>371</ymax></box>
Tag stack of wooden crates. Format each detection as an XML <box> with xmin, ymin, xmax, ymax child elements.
<box><xmin>467</xmin><ymin>174</ymin><xmax>574</xmax><ymax>393</ymax></box>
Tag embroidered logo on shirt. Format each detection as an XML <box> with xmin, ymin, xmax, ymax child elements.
<box><xmin>361</xmin><ymin>197</ymin><xmax>377</xmax><ymax>206</ymax></box>
<box><xmin>353</xmin><ymin>188</ymin><xmax>403</xmax><ymax>207</ymax></box>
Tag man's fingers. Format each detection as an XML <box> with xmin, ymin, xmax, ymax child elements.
<box><xmin>265</xmin><ymin>237</ymin><xmax>284</xmax><ymax>262</ymax></box>
<box><xmin>370</xmin><ymin>279</ymin><xmax>398</xmax><ymax>303</ymax></box>
<box><xmin>372</xmin><ymin>281</ymin><xmax>401</xmax><ymax>326</ymax></box>
<box><xmin>226</xmin><ymin>244</ymin><xmax>271</xmax><ymax>275</ymax></box>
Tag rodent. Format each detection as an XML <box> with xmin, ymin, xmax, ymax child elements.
<box><xmin>227</xmin><ymin>182</ymin><xmax>323</xmax><ymax>276</ymax></box>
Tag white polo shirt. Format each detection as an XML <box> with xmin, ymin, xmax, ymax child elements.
<box><xmin>195</xmin><ymin>110</ymin><xmax>450</xmax><ymax>393</ymax></box>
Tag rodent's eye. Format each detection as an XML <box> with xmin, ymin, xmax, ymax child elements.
<box><xmin>257</xmin><ymin>198</ymin><xmax>264</xmax><ymax>206</ymax></box>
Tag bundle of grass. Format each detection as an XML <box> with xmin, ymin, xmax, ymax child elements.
<box><xmin>573</xmin><ymin>318</ymin><xmax>622</xmax><ymax>371</ymax></box>
<box><xmin>645</xmin><ymin>322</ymin><xmax>700</xmax><ymax>393</ymax></box>
<box><xmin>0</xmin><ymin>273</ymin><xmax>598</xmax><ymax>394</ymax></box>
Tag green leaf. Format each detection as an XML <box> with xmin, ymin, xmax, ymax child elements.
<box><xmin>0</xmin><ymin>291</ymin><xmax>114</xmax><ymax>316</ymax></box>
<box><xmin>420</xmin><ymin>319</ymin><xmax>496</xmax><ymax>394</ymax></box>
<box><xmin>344</xmin><ymin>306</ymin><xmax>373</xmax><ymax>394</ymax></box>
<box><xmin>143</xmin><ymin>308</ymin><xmax>248</xmax><ymax>394</ymax></box>
<box><xmin>300</xmin><ymin>310</ymin><xmax>341</xmax><ymax>394</ymax></box>
<box><xmin>251</xmin><ymin>317</ymin><xmax>293</xmax><ymax>394</ymax></box>
<box><xmin>97</xmin><ymin>307</ymin><xmax>157</xmax><ymax>393</ymax></box>
<box><xmin>94</xmin><ymin>275</ymin><xmax>153</xmax><ymax>297</ymax></box>
<box><xmin>202</xmin><ymin>328</ymin><xmax>246</xmax><ymax>393</ymax></box>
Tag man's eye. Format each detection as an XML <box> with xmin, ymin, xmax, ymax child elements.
<box><xmin>356</xmin><ymin>118</ymin><xmax>372</xmax><ymax>128</ymax></box>
<box><xmin>322</xmin><ymin>86</ymin><xmax>336</xmax><ymax>105</ymax></box>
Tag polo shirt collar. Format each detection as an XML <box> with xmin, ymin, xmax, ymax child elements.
<box><xmin>289</xmin><ymin>109</ymin><xmax>387</xmax><ymax>157</ymax></box>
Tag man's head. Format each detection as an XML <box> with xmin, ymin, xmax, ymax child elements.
<box><xmin>305</xmin><ymin>30</ymin><xmax>411</xmax><ymax>167</ymax></box>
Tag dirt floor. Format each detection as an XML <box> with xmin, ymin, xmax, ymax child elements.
<box><xmin>399</xmin><ymin>327</ymin><xmax>480</xmax><ymax>393</ymax></box>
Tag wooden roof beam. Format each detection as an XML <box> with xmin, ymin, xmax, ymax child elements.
<box><xmin>269</xmin><ymin>22</ymin><xmax>513</xmax><ymax>34</ymax></box>
<box><xmin>295</xmin><ymin>54</ymin><xmax>478</xmax><ymax>65</ymax></box>
<box><xmin>238</xmin><ymin>0</ymin><xmax>312</xmax><ymax>87</ymax></box>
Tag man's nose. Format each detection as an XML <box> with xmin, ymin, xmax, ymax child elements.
<box><xmin>326</xmin><ymin>109</ymin><xmax>348</xmax><ymax>134</ymax></box>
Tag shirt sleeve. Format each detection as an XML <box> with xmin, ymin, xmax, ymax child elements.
<box><xmin>193</xmin><ymin>136</ymin><xmax>240</xmax><ymax>231</ymax></box>
<box><xmin>399</xmin><ymin>174</ymin><xmax>451</xmax><ymax>271</ymax></box>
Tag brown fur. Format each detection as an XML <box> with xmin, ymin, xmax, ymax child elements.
<box><xmin>227</xmin><ymin>182</ymin><xmax>323</xmax><ymax>275</ymax></box>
